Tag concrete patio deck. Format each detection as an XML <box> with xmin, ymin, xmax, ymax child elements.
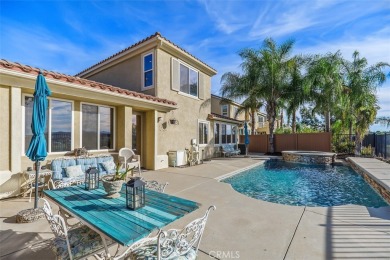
<box><xmin>1</xmin><ymin>156</ymin><xmax>389</xmax><ymax>259</ymax></box>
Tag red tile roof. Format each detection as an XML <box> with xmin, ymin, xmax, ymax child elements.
<box><xmin>75</xmin><ymin>32</ymin><xmax>216</xmax><ymax>76</ymax></box>
<box><xmin>208</xmin><ymin>113</ymin><xmax>244</xmax><ymax>124</ymax></box>
<box><xmin>0</xmin><ymin>59</ymin><xmax>177</xmax><ymax>106</ymax></box>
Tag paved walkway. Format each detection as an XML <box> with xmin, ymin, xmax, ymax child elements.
<box><xmin>1</xmin><ymin>156</ymin><xmax>389</xmax><ymax>259</ymax></box>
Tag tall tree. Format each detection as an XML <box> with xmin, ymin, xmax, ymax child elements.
<box><xmin>220</xmin><ymin>72</ymin><xmax>262</xmax><ymax>134</ymax></box>
<box><xmin>342</xmin><ymin>51</ymin><xmax>389</xmax><ymax>154</ymax></box>
<box><xmin>375</xmin><ymin>116</ymin><xmax>390</xmax><ymax>127</ymax></box>
<box><xmin>305</xmin><ymin>52</ymin><xmax>344</xmax><ymax>132</ymax></box>
<box><xmin>285</xmin><ymin>56</ymin><xmax>307</xmax><ymax>133</ymax></box>
<box><xmin>239</xmin><ymin>38</ymin><xmax>295</xmax><ymax>153</ymax></box>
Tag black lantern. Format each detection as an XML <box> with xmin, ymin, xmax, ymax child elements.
<box><xmin>85</xmin><ymin>167</ymin><xmax>99</xmax><ymax>190</ymax></box>
<box><xmin>126</xmin><ymin>177</ymin><xmax>145</xmax><ymax>210</ymax></box>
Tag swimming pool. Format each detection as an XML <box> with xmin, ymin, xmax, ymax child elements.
<box><xmin>222</xmin><ymin>160</ymin><xmax>388</xmax><ymax>207</ymax></box>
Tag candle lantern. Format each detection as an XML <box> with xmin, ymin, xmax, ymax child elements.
<box><xmin>85</xmin><ymin>167</ymin><xmax>99</xmax><ymax>190</ymax></box>
<box><xmin>126</xmin><ymin>177</ymin><xmax>145</xmax><ymax>210</ymax></box>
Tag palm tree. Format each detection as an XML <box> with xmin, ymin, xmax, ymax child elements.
<box><xmin>342</xmin><ymin>51</ymin><xmax>389</xmax><ymax>154</ymax></box>
<box><xmin>220</xmin><ymin>72</ymin><xmax>262</xmax><ymax>134</ymax></box>
<box><xmin>375</xmin><ymin>116</ymin><xmax>390</xmax><ymax>127</ymax></box>
<box><xmin>285</xmin><ymin>55</ymin><xmax>307</xmax><ymax>133</ymax></box>
<box><xmin>353</xmin><ymin>93</ymin><xmax>379</xmax><ymax>155</ymax></box>
<box><xmin>304</xmin><ymin>51</ymin><xmax>344</xmax><ymax>132</ymax></box>
<box><xmin>239</xmin><ymin>96</ymin><xmax>263</xmax><ymax>134</ymax></box>
<box><xmin>239</xmin><ymin>38</ymin><xmax>295</xmax><ymax>153</ymax></box>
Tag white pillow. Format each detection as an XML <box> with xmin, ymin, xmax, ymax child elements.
<box><xmin>65</xmin><ymin>165</ymin><xmax>84</xmax><ymax>178</ymax></box>
<box><xmin>102</xmin><ymin>161</ymin><xmax>116</xmax><ymax>173</ymax></box>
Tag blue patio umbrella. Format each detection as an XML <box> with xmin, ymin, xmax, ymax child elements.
<box><xmin>26</xmin><ymin>71</ymin><xmax>51</xmax><ymax>208</ymax></box>
<box><xmin>244</xmin><ymin>121</ymin><xmax>250</xmax><ymax>156</ymax></box>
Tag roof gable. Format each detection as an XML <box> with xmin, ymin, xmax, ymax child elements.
<box><xmin>76</xmin><ymin>32</ymin><xmax>216</xmax><ymax>77</ymax></box>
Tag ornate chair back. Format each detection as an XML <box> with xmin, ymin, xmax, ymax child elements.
<box><xmin>39</xmin><ymin>199</ymin><xmax>72</xmax><ymax>259</ymax></box>
<box><xmin>157</xmin><ymin>206</ymin><xmax>216</xmax><ymax>259</ymax></box>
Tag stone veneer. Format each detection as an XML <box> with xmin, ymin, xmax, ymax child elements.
<box><xmin>347</xmin><ymin>158</ymin><xmax>390</xmax><ymax>204</ymax></box>
<box><xmin>282</xmin><ymin>151</ymin><xmax>336</xmax><ymax>165</ymax></box>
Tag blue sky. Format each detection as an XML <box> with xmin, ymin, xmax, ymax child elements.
<box><xmin>1</xmin><ymin>0</ymin><xmax>389</xmax><ymax>131</ymax></box>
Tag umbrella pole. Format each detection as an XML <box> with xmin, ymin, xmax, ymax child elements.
<box><xmin>34</xmin><ymin>161</ymin><xmax>40</xmax><ymax>209</ymax></box>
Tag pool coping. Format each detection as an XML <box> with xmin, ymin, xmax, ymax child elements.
<box><xmin>347</xmin><ymin>157</ymin><xmax>390</xmax><ymax>204</ymax></box>
<box><xmin>214</xmin><ymin>161</ymin><xmax>265</xmax><ymax>181</ymax></box>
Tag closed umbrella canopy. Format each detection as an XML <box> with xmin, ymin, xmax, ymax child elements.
<box><xmin>244</xmin><ymin>121</ymin><xmax>250</xmax><ymax>145</ymax></box>
<box><xmin>244</xmin><ymin>121</ymin><xmax>249</xmax><ymax>156</ymax></box>
<box><xmin>26</xmin><ymin>71</ymin><xmax>51</xmax><ymax>208</ymax></box>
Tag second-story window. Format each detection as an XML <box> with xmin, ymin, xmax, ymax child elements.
<box><xmin>143</xmin><ymin>53</ymin><xmax>153</xmax><ymax>88</ymax></box>
<box><xmin>258</xmin><ymin>116</ymin><xmax>265</xmax><ymax>127</ymax></box>
<box><xmin>180</xmin><ymin>63</ymin><xmax>198</xmax><ymax>97</ymax></box>
<box><xmin>221</xmin><ymin>105</ymin><xmax>228</xmax><ymax>116</ymax></box>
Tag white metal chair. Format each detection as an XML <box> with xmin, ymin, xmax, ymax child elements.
<box><xmin>118</xmin><ymin>148</ymin><xmax>142</xmax><ymax>176</ymax></box>
<box><xmin>127</xmin><ymin>206</ymin><xmax>216</xmax><ymax>260</ymax></box>
<box><xmin>39</xmin><ymin>198</ymin><xmax>113</xmax><ymax>260</ymax></box>
<box><xmin>141</xmin><ymin>178</ymin><xmax>169</xmax><ymax>193</ymax></box>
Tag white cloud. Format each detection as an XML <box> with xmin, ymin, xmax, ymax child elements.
<box><xmin>249</xmin><ymin>0</ymin><xmax>317</xmax><ymax>38</ymax></box>
<box><xmin>0</xmin><ymin>19</ymin><xmax>133</xmax><ymax>75</ymax></box>
<box><xmin>295</xmin><ymin>30</ymin><xmax>390</xmax><ymax>65</ymax></box>
<box><xmin>197</xmin><ymin>0</ymin><xmax>255</xmax><ymax>34</ymax></box>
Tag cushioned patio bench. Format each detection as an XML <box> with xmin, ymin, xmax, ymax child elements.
<box><xmin>51</xmin><ymin>155</ymin><xmax>115</xmax><ymax>188</ymax></box>
<box><xmin>221</xmin><ymin>144</ymin><xmax>241</xmax><ymax>157</ymax></box>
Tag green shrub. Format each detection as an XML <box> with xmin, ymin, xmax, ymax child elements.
<box><xmin>333</xmin><ymin>141</ymin><xmax>355</xmax><ymax>153</ymax></box>
<box><xmin>361</xmin><ymin>145</ymin><xmax>373</xmax><ymax>156</ymax></box>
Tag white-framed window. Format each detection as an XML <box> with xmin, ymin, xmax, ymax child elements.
<box><xmin>198</xmin><ymin>120</ymin><xmax>209</xmax><ymax>145</ymax></box>
<box><xmin>142</xmin><ymin>52</ymin><xmax>154</xmax><ymax>89</ymax></box>
<box><xmin>221</xmin><ymin>105</ymin><xmax>228</xmax><ymax>116</ymax></box>
<box><xmin>81</xmin><ymin>103</ymin><xmax>115</xmax><ymax>151</ymax></box>
<box><xmin>179</xmin><ymin>62</ymin><xmax>198</xmax><ymax>97</ymax></box>
<box><xmin>258</xmin><ymin>115</ymin><xmax>265</xmax><ymax>128</ymax></box>
<box><xmin>23</xmin><ymin>95</ymin><xmax>73</xmax><ymax>154</ymax></box>
<box><xmin>215</xmin><ymin>122</ymin><xmax>237</xmax><ymax>145</ymax></box>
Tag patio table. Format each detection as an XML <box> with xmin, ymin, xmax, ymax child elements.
<box><xmin>43</xmin><ymin>184</ymin><xmax>199</xmax><ymax>258</ymax></box>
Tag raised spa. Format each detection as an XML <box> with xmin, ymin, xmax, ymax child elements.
<box><xmin>282</xmin><ymin>150</ymin><xmax>336</xmax><ymax>164</ymax></box>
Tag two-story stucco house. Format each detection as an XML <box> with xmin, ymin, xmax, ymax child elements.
<box><xmin>76</xmin><ymin>32</ymin><xmax>217</xmax><ymax>166</ymax></box>
<box><xmin>0</xmin><ymin>32</ymin><xmax>217</xmax><ymax>198</ymax></box>
<box><xmin>210</xmin><ymin>94</ymin><xmax>271</xmax><ymax>136</ymax></box>
<box><xmin>209</xmin><ymin>94</ymin><xmax>244</xmax><ymax>149</ymax></box>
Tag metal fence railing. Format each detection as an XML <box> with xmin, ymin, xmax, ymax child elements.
<box><xmin>333</xmin><ymin>133</ymin><xmax>389</xmax><ymax>159</ymax></box>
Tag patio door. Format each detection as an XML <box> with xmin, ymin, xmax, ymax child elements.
<box><xmin>132</xmin><ymin>113</ymin><xmax>142</xmax><ymax>158</ymax></box>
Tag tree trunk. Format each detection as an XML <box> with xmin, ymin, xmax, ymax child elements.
<box><xmin>251</xmin><ymin>110</ymin><xmax>256</xmax><ymax>134</ymax></box>
<box><xmin>349</xmin><ymin>123</ymin><xmax>353</xmax><ymax>141</ymax></box>
<box><xmin>292</xmin><ymin>111</ymin><xmax>296</xmax><ymax>133</ymax></box>
<box><xmin>280</xmin><ymin>110</ymin><xmax>284</xmax><ymax>129</ymax></box>
<box><xmin>325</xmin><ymin>110</ymin><xmax>331</xmax><ymax>132</ymax></box>
<box><xmin>267</xmin><ymin>102</ymin><xmax>276</xmax><ymax>154</ymax></box>
<box><xmin>354</xmin><ymin>132</ymin><xmax>362</xmax><ymax>156</ymax></box>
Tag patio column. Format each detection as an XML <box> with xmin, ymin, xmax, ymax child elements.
<box><xmin>144</xmin><ymin>110</ymin><xmax>157</xmax><ymax>170</ymax></box>
<box><xmin>116</xmin><ymin>106</ymin><xmax>132</xmax><ymax>150</ymax></box>
<box><xmin>10</xmin><ymin>86</ymin><xmax>22</xmax><ymax>174</ymax></box>
<box><xmin>0</xmin><ymin>86</ymin><xmax>10</xmax><ymax>172</ymax></box>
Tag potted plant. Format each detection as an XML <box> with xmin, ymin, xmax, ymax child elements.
<box><xmin>101</xmin><ymin>163</ymin><xmax>135</xmax><ymax>198</ymax></box>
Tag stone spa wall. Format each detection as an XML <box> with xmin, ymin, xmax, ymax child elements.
<box><xmin>282</xmin><ymin>151</ymin><xmax>337</xmax><ymax>165</ymax></box>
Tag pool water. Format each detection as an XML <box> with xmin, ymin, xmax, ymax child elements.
<box><xmin>222</xmin><ymin>160</ymin><xmax>389</xmax><ymax>207</ymax></box>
